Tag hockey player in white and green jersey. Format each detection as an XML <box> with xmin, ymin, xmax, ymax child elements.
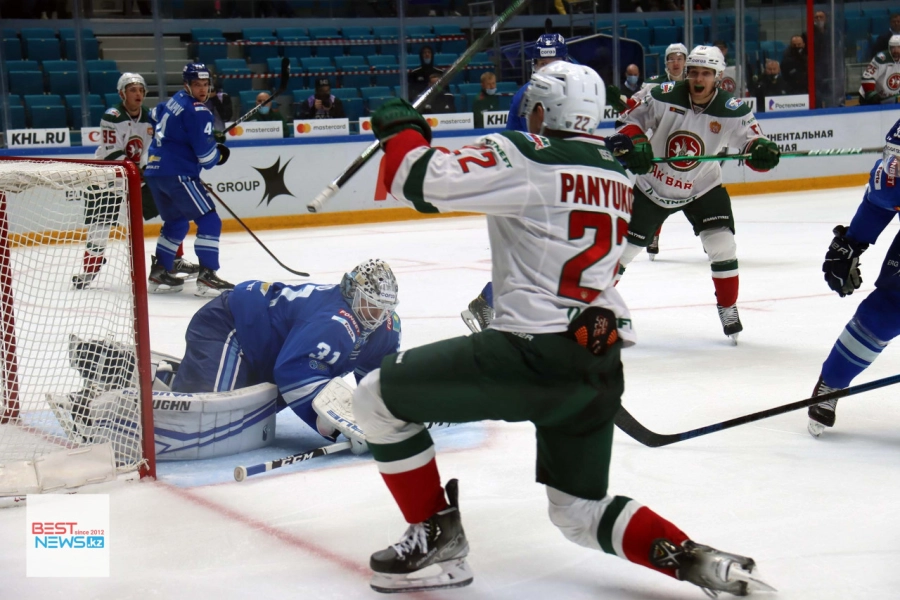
<box><xmin>345</xmin><ymin>61</ymin><xmax>773</xmax><ymax>598</ymax></box>
<box><xmin>73</xmin><ymin>73</ymin><xmax>197</xmax><ymax>289</ymax></box>
<box><xmin>616</xmin><ymin>45</ymin><xmax>780</xmax><ymax>343</ymax></box>
<box><xmin>858</xmin><ymin>35</ymin><xmax>900</xmax><ymax>105</ymax></box>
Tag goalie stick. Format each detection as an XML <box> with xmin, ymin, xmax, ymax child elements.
<box><xmin>652</xmin><ymin>146</ymin><xmax>885</xmax><ymax>165</ymax></box>
<box><xmin>614</xmin><ymin>372</ymin><xmax>900</xmax><ymax>448</ymax></box>
<box><xmin>306</xmin><ymin>0</ymin><xmax>531</xmax><ymax>213</ymax></box>
<box><xmin>222</xmin><ymin>57</ymin><xmax>290</xmax><ymax>137</ymax></box>
<box><xmin>203</xmin><ymin>184</ymin><xmax>310</xmax><ymax>277</ymax></box>
<box><xmin>234</xmin><ymin>422</ymin><xmax>455</xmax><ymax>481</ymax></box>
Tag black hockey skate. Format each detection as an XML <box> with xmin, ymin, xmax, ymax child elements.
<box><xmin>172</xmin><ymin>256</ymin><xmax>200</xmax><ymax>280</ymax></box>
<box><xmin>460</xmin><ymin>294</ymin><xmax>494</xmax><ymax>334</ymax></box>
<box><xmin>807</xmin><ymin>376</ymin><xmax>839</xmax><ymax>438</ymax></box>
<box><xmin>195</xmin><ymin>267</ymin><xmax>234</xmax><ymax>297</ymax></box>
<box><xmin>651</xmin><ymin>538</ymin><xmax>776</xmax><ymax>597</ymax></box>
<box><xmin>72</xmin><ymin>272</ymin><xmax>97</xmax><ymax>290</ymax></box>
<box><xmin>716</xmin><ymin>304</ymin><xmax>743</xmax><ymax>345</ymax></box>
<box><xmin>148</xmin><ymin>256</ymin><xmax>184</xmax><ymax>294</ymax></box>
<box><xmin>370</xmin><ymin>479</ymin><xmax>473</xmax><ymax>594</ymax></box>
<box><xmin>647</xmin><ymin>233</ymin><xmax>660</xmax><ymax>261</ymax></box>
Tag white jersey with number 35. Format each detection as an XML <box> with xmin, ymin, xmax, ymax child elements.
<box><xmin>386</xmin><ymin>130</ymin><xmax>636</xmax><ymax>344</ymax></box>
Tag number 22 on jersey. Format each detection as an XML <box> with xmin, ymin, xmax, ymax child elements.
<box><xmin>559</xmin><ymin>211</ymin><xmax>627</xmax><ymax>303</ymax></box>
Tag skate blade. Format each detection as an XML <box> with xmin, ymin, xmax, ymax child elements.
<box><xmin>194</xmin><ymin>284</ymin><xmax>224</xmax><ymax>298</ymax></box>
<box><xmin>728</xmin><ymin>333</ymin><xmax>739</xmax><ymax>346</ymax></box>
<box><xmin>370</xmin><ymin>558</ymin><xmax>473</xmax><ymax>594</ymax></box>
<box><xmin>174</xmin><ymin>272</ymin><xmax>199</xmax><ymax>281</ymax></box>
<box><xmin>148</xmin><ymin>282</ymin><xmax>184</xmax><ymax>294</ymax></box>
<box><xmin>648</xmin><ymin>254</ymin><xmax>656</xmax><ymax>261</ymax></box>
<box><xmin>460</xmin><ymin>310</ymin><xmax>481</xmax><ymax>334</ymax></box>
<box><xmin>729</xmin><ymin>565</ymin><xmax>777</xmax><ymax>593</ymax></box>
<box><xmin>807</xmin><ymin>419</ymin><xmax>826</xmax><ymax>438</ymax></box>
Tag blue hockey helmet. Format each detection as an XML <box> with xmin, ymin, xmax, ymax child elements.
<box><xmin>884</xmin><ymin>117</ymin><xmax>900</xmax><ymax>176</ymax></box>
<box><xmin>532</xmin><ymin>33</ymin><xmax>568</xmax><ymax>66</ymax></box>
<box><xmin>182</xmin><ymin>63</ymin><xmax>211</xmax><ymax>83</ymax></box>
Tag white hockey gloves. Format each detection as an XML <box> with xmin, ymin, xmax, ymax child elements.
<box><xmin>312</xmin><ymin>378</ymin><xmax>368</xmax><ymax>455</ymax></box>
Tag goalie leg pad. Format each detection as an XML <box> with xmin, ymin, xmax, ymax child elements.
<box><xmin>312</xmin><ymin>378</ymin><xmax>368</xmax><ymax>454</ymax></box>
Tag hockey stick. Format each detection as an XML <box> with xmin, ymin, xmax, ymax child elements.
<box><xmin>652</xmin><ymin>146</ymin><xmax>884</xmax><ymax>164</ymax></box>
<box><xmin>221</xmin><ymin>57</ymin><xmax>290</xmax><ymax>137</ymax></box>
<box><xmin>306</xmin><ymin>0</ymin><xmax>531</xmax><ymax>213</ymax></box>
<box><xmin>234</xmin><ymin>441</ymin><xmax>351</xmax><ymax>481</ymax></box>
<box><xmin>614</xmin><ymin>372</ymin><xmax>900</xmax><ymax>448</ymax></box>
<box><xmin>203</xmin><ymin>183</ymin><xmax>310</xmax><ymax>277</ymax></box>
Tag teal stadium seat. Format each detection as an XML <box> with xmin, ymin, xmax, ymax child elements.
<box><xmin>331</xmin><ymin>87</ymin><xmax>359</xmax><ymax>100</ymax></box>
<box><xmin>3</xmin><ymin>38</ymin><xmax>22</xmax><ymax>61</ymax></box>
<box><xmin>242</xmin><ymin>28</ymin><xmax>273</xmax><ymax>38</ymax></box>
<box><xmin>6</xmin><ymin>60</ymin><xmax>41</xmax><ymax>72</ymax></box>
<box><xmin>652</xmin><ymin>27</ymin><xmax>681</xmax><ymax>47</ymax></box>
<box><xmin>64</xmin><ymin>38</ymin><xmax>99</xmax><ymax>60</ymax></box>
<box><xmin>342</xmin><ymin>97</ymin><xmax>364</xmax><ymax>122</ymax></box>
<box><xmin>366</xmin><ymin>96</ymin><xmax>393</xmax><ymax>114</ymax></box>
<box><xmin>42</xmin><ymin>60</ymin><xmax>74</xmax><ymax>72</ymax></box>
<box><xmin>21</xmin><ymin>29</ymin><xmax>56</xmax><ymax>39</ymax></box>
<box><xmin>277</xmin><ymin>28</ymin><xmax>308</xmax><ymax>39</ymax></box>
<box><xmin>104</xmin><ymin>93</ymin><xmax>122</xmax><ymax>107</ymax></box>
<box><xmin>88</xmin><ymin>71</ymin><xmax>122</xmax><ymax>95</ymax></box>
<box><xmin>48</xmin><ymin>71</ymin><xmax>80</xmax><ymax>96</ymax></box>
<box><xmin>239</xmin><ymin>90</ymin><xmax>260</xmax><ymax>114</ymax></box>
<box><xmin>85</xmin><ymin>59</ymin><xmax>117</xmax><ymax>71</ymax></box>
<box><xmin>361</xmin><ymin>86</ymin><xmax>392</xmax><ymax>100</ymax></box>
<box><xmin>246</xmin><ymin>37</ymin><xmax>279</xmax><ymax>65</ymax></box>
<box><xmin>496</xmin><ymin>81</ymin><xmax>518</xmax><ymax>93</ymax></box>
<box><xmin>9</xmin><ymin>71</ymin><xmax>44</xmax><ymax>96</ymax></box>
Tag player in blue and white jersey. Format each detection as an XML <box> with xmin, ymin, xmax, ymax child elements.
<box><xmin>144</xmin><ymin>63</ymin><xmax>233</xmax><ymax>297</ymax></box>
<box><xmin>171</xmin><ymin>259</ymin><xmax>401</xmax><ymax>441</ymax></box>
<box><xmin>808</xmin><ymin>118</ymin><xmax>900</xmax><ymax>437</ymax></box>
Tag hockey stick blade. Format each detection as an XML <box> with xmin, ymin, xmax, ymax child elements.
<box><xmin>203</xmin><ymin>183</ymin><xmax>310</xmax><ymax>277</ymax></box>
<box><xmin>306</xmin><ymin>0</ymin><xmax>532</xmax><ymax>213</ymax></box>
<box><xmin>652</xmin><ymin>146</ymin><xmax>884</xmax><ymax>164</ymax></box>
<box><xmin>614</xmin><ymin>372</ymin><xmax>900</xmax><ymax>448</ymax></box>
<box><xmin>222</xmin><ymin>57</ymin><xmax>290</xmax><ymax>137</ymax></box>
<box><xmin>235</xmin><ymin>441</ymin><xmax>352</xmax><ymax>481</ymax></box>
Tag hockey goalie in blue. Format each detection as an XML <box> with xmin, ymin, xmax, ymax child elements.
<box><xmin>171</xmin><ymin>259</ymin><xmax>401</xmax><ymax>442</ymax></box>
<box><xmin>808</xmin><ymin>118</ymin><xmax>900</xmax><ymax>437</ymax></box>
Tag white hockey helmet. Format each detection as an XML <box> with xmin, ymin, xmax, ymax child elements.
<box><xmin>665</xmin><ymin>43</ymin><xmax>688</xmax><ymax>61</ymax></box>
<box><xmin>519</xmin><ymin>61</ymin><xmax>605</xmax><ymax>135</ymax></box>
<box><xmin>890</xmin><ymin>34</ymin><xmax>900</xmax><ymax>47</ymax></box>
<box><xmin>340</xmin><ymin>259</ymin><xmax>399</xmax><ymax>330</ymax></box>
<box><xmin>686</xmin><ymin>45</ymin><xmax>726</xmax><ymax>77</ymax></box>
<box><xmin>117</xmin><ymin>73</ymin><xmax>147</xmax><ymax>94</ymax></box>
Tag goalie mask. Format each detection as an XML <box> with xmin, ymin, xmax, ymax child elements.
<box><xmin>340</xmin><ymin>259</ymin><xmax>399</xmax><ymax>331</ymax></box>
<box><xmin>519</xmin><ymin>61</ymin><xmax>605</xmax><ymax>135</ymax></box>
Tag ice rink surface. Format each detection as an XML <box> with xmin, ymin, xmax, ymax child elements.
<box><xmin>3</xmin><ymin>186</ymin><xmax>899</xmax><ymax>599</ymax></box>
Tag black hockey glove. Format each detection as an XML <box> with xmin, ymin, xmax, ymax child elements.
<box><xmin>605</xmin><ymin>84</ymin><xmax>628</xmax><ymax>113</ymax></box>
<box><xmin>604</xmin><ymin>133</ymin><xmax>634</xmax><ymax>158</ymax></box>
<box><xmin>371</xmin><ymin>98</ymin><xmax>432</xmax><ymax>145</ymax></box>
<box><xmin>823</xmin><ymin>225</ymin><xmax>868</xmax><ymax>297</ymax></box>
<box><xmin>746</xmin><ymin>138</ymin><xmax>780</xmax><ymax>171</ymax></box>
<box><xmin>214</xmin><ymin>131</ymin><xmax>226</xmax><ymax>144</ymax></box>
<box><xmin>622</xmin><ymin>138</ymin><xmax>654</xmax><ymax>175</ymax></box>
<box><xmin>216</xmin><ymin>143</ymin><xmax>230</xmax><ymax>166</ymax></box>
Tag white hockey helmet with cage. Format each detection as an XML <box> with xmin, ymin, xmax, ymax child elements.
<box><xmin>519</xmin><ymin>61</ymin><xmax>605</xmax><ymax>135</ymax></box>
<box><xmin>117</xmin><ymin>73</ymin><xmax>147</xmax><ymax>94</ymax></box>
<box><xmin>340</xmin><ymin>259</ymin><xmax>399</xmax><ymax>331</ymax></box>
<box><xmin>686</xmin><ymin>45</ymin><xmax>726</xmax><ymax>77</ymax></box>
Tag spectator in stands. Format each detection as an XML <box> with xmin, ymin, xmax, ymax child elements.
<box><xmin>204</xmin><ymin>87</ymin><xmax>233</xmax><ymax>142</ymax></box>
<box><xmin>408</xmin><ymin>45</ymin><xmax>442</xmax><ymax>102</ymax></box>
<box><xmin>752</xmin><ymin>59</ymin><xmax>790</xmax><ymax>110</ymax></box>
<box><xmin>622</xmin><ymin>64</ymin><xmax>643</xmax><ymax>98</ymax></box>
<box><xmin>298</xmin><ymin>78</ymin><xmax>346</xmax><ymax>120</ymax></box>
<box><xmin>713</xmin><ymin>41</ymin><xmax>735</xmax><ymax>67</ymax></box>
<box><xmin>805</xmin><ymin>10</ymin><xmax>844</xmax><ymax>108</ymax></box>
<box><xmin>872</xmin><ymin>13</ymin><xmax>900</xmax><ymax>57</ymax></box>
<box><xmin>250</xmin><ymin>91</ymin><xmax>291</xmax><ymax>137</ymax></box>
<box><xmin>859</xmin><ymin>36</ymin><xmax>900</xmax><ymax>105</ymax></box>
<box><xmin>419</xmin><ymin>73</ymin><xmax>456</xmax><ymax>115</ymax></box>
<box><xmin>781</xmin><ymin>35</ymin><xmax>808</xmax><ymax>95</ymax></box>
<box><xmin>471</xmin><ymin>72</ymin><xmax>499</xmax><ymax>129</ymax></box>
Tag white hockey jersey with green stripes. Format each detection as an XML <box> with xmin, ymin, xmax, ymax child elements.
<box><xmin>385</xmin><ymin>130</ymin><xmax>636</xmax><ymax>344</ymax></box>
<box><xmin>94</xmin><ymin>104</ymin><xmax>155</xmax><ymax>167</ymax></box>
<box><xmin>618</xmin><ymin>81</ymin><xmax>765</xmax><ymax>208</ymax></box>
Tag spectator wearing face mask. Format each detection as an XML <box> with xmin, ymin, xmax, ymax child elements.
<box><xmin>621</xmin><ymin>64</ymin><xmax>643</xmax><ymax>97</ymax></box>
<box><xmin>472</xmin><ymin>72</ymin><xmax>500</xmax><ymax>128</ymax></box>
<box><xmin>250</xmin><ymin>91</ymin><xmax>290</xmax><ymax>137</ymax></box>
<box><xmin>408</xmin><ymin>45</ymin><xmax>443</xmax><ymax>102</ymax></box>
<box><xmin>204</xmin><ymin>87</ymin><xmax>233</xmax><ymax>142</ymax></box>
<box><xmin>299</xmin><ymin>78</ymin><xmax>346</xmax><ymax>120</ymax></box>
<box><xmin>781</xmin><ymin>35</ymin><xmax>808</xmax><ymax>95</ymax></box>
<box><xmin>752</xmin><ymin>59</ymin><xmax>790</xmax><ymax>111</ymax></box>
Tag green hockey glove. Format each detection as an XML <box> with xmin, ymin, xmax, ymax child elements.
<box><xmin>371</xmin><ymin>98</ymin><xmax>432</xmax><ymax>144</ymax></box>
<box><xmin>606</xmin><ymin>84</ymin><xmax>628</xmax><ymax>113</ymax></box>
<box><xmin>746</xmin><ymin>138</ymin><xmax>780</xmax><ymax>171</ymax></box>
<box><xmin>214</xmin><ymin>130</ymin><xmax>226</xmax><ymax>144</ymax></box>
<box><xmin>622</xmin><ymin>139</ymin><xmax>654</xmax><ymax>175</ymax></box>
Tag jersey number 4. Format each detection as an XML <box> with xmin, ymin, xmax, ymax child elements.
<box><xmin>559</xmin><ymin>211</ymin><xmax>627</xmax><ymax>303</ymax></box>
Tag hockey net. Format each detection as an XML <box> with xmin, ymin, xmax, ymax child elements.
<box><xmin>0</xmin><ymin>157</ymin><xmax>154</xmax><ymax>499</ymax></box>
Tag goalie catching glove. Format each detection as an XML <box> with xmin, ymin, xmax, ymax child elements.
<box><xmin>823</xmin><ymin>225</ymin><xmax>868</xmax><ymax>297</ymax></box>
<box><xmin>371</xmin><ymin>98</ymin><xmax>432</xmax><ymax>145</ymax></box>
<box><xmin>746</xmin><ymin>138</ymin><xmax>780</xmax><ymax>171</ymax></box>
<box><xmin>312</xmin><ymin>378</ymin><xmax>368</xmax><ymax>454</ymax></box>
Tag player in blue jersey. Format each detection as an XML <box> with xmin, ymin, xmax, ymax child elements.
<box><xmin>461</xmin><ymin>33</ymin><xmax>571</xmax><ymax>334</ymax></box>
<box><xmin>808</xmin><ymin>118</ymin><xmax>900</xmax><ymax>437</ymax></box>
<box><xmin>171</xmin><ymin>259</ymin><xmax>401</xmax><ymax>443</ymax></box>
<box><xmin>144</xmin><ymin>63</ymin><xmax>233</xmax><ymax>297</ymax></box>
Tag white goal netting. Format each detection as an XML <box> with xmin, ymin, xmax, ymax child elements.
<box><xmin>0</xmin><ymin>159</ymin><xmax>152</xmax><ymax>496</ymax></box>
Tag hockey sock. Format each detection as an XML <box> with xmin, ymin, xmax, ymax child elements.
<box><xmin>157</xmin><ymin>218</ymin><xmax>190</xmax><ymax>272</ymax></box>
<box><xmin>481</xmin><ymin>282</ymin><xmax>493</xmax><ymax>307</ymax></box>
<box><xmin>194</xmin><ymin>211</ymin><xmax>222</xmax><ymax>271</ymax></box>
<box><xmin>176</xmin><ymin>243</ymin><xmax>185</xmax><ymax>259</ymax></box>
<box><xmin>711</xmin><ymin>272</ymin><xmax>739</xmax><ymax>307</ymax></box>
<box><xmin>369</xmin><ymin>429</ymin><xmax>448</xmax><ymax>524</ymax></box>
<box><xmin>82</xmin><ymin>223</ymin><xmax>111</xmax><ymax>274</ymax></box>
<box><xmin>596</xmin><ymin>496</ymin><xmax>688</xmax><ymax>579</ymax></box>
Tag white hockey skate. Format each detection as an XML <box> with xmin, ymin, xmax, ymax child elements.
<box><xmin>370</xmin><ymin>479</ymin><xmax>473</xmax><ymax>593</ymax></box>
<box><xmin>807</xmin><ymin>377</ymin><xmax>839</xmax><ymax>438</ymax></box>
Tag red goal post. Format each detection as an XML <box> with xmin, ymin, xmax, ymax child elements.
<box><xmin>0</xmin><ymin>156</ymin><xmax>155</xmax><ymax>498</ymax></box>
